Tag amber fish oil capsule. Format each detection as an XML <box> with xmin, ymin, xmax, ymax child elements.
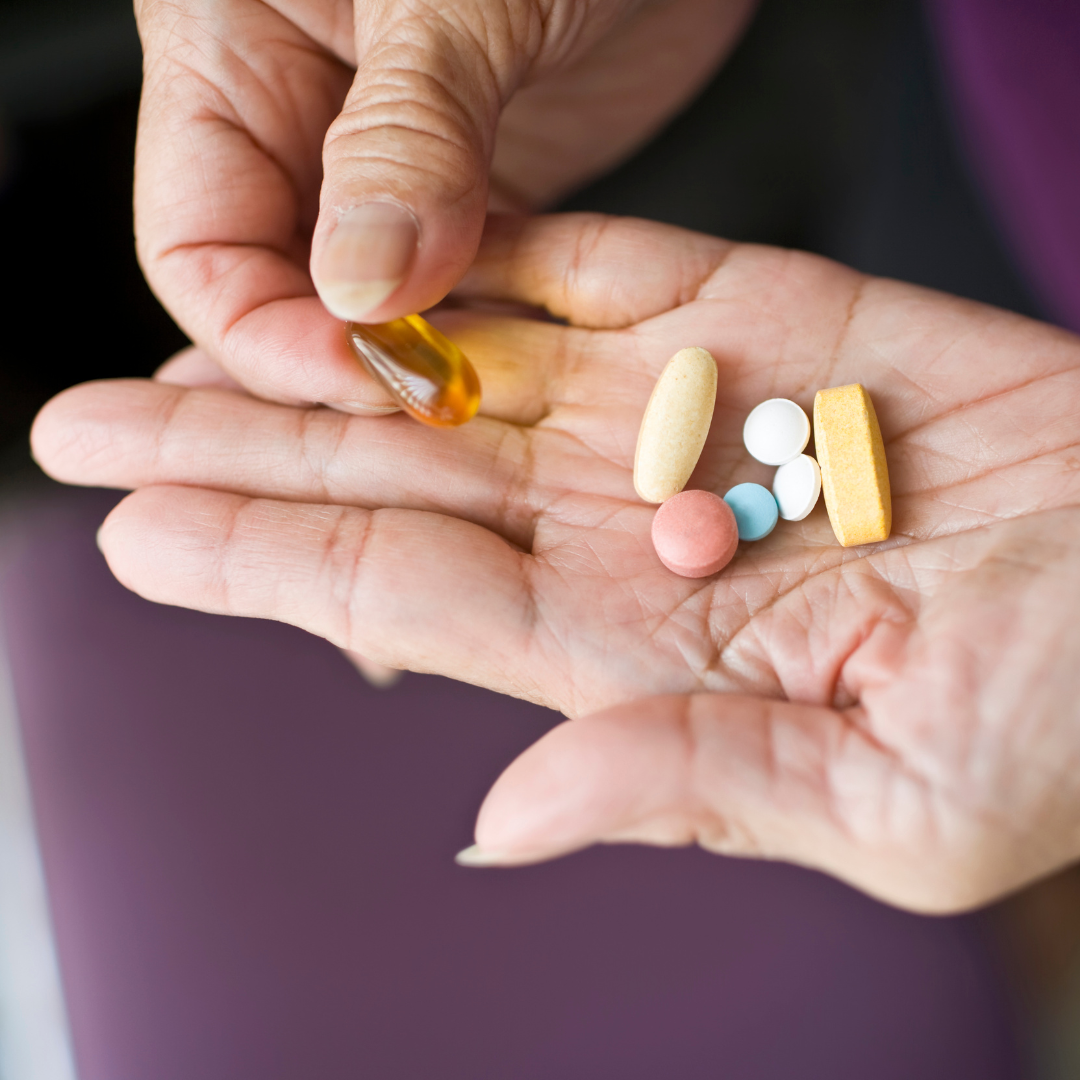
<box><xmin>346</xmin><ymin>314</ymin><xmax>482</xmax><ymax>427</ymax></box>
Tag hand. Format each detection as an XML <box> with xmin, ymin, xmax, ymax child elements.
<box><xmin>33</xmin><ymin>214</ymin><xmax>1080</xmax><ymax>912</ymax></box>
<box><xmin>133</xmin><ymin>0</ymin><xmax>754</xmax><ymax>411</ymax></box>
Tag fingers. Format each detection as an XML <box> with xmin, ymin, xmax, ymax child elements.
<box><xmin>32</xmin><ymin>344</ymin><xmax>638</xmax><ymax>550</ymax></box>
<box><xmin>461</xmin><ymin>214</ymin><xmax>734</xmax><ymax>327</ymax></box>
<box><xmin>136</xmin><ymin>0</ymin><xmax>648</xmax><ymax>409</ymax></box>
<box><xmin>154</xmin><ymin>343</ymin><xmax>407</xmax><ymax>418</ymax></box>
<box><xmin>134</xmin><ymin>1</ymin><xmax>399</xmax><ymax>411</ymax></box>
<box><xmin>462</xmin><ymin>693</ymin><xmax>999</xmax><ymax>912</ymax></box>
<box><xmin>309</xmin><ymin>3</ymin><xmax>539</xmax><ymax>323</ymax></box>
<box><xmin>97</xmin><ymin>485</ymin><xmax>550</xmax><ymax>701</ymax></box>
<box><xmin>30</xmin><ymin>380</ymin><xmax>554</xmax><ymax>549</ymax></box>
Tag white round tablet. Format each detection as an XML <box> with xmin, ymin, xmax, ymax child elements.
<box><xmin>771</xmin><ymin>454</ymin><xmax>822</xmax><ymax>521</ymax></box>
<box><xmin>742</xmin><ymin>398</ymin><xmax>811</xmax><ymax>466</ymax></box>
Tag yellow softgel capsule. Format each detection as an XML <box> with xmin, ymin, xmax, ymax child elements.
<box><xmin>346</xmin><ymin>314</ymin><xmax>481</xmax><ymax>427</ymax></box>
<box><xmin>813</xmin><ymin>383</ymin><xmax>891</xmax><ymax>546</ymax></box>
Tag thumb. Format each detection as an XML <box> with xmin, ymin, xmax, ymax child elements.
<box><xmin>455</xmin><ymin>693</ymin><xmax>986</xmax><ymax>913</ymax></box>
<box><xmin>311</xmin><ymin>6</ymin><xmax>524</xmax><ymax>323</ymax></box>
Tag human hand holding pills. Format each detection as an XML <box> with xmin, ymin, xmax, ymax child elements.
<box><xmin>130</xmin><ymin>0</ymin><xmax>752</xmax><ymax>416</ymax></box>
<box><xmin>34</xmin><ymin>213</ymin><xmax>1080</xmax><ymax>911</ymax></box>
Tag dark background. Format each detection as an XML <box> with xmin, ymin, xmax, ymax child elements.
<box><xmin>0</xmin><ymin>0</ymin><xmax>185</xmax><ymax>454</ymax></box>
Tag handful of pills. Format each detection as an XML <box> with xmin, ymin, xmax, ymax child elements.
<box><xmin>634</xmin><ymin>348</ymin><xmax>891</xmax><ymax>578</ymax></box>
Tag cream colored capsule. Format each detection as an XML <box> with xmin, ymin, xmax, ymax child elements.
<box><xmin>633</xmin><ymin>347</ymin><xmax>718</xmax><ymax>503</ymax></box>
<box><xmin>813</xmin><ymin>383</ymin><xmax>891</xmax><ymax>546</ymax></box>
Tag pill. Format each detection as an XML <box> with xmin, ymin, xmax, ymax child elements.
<box><xmin>742</xmin><ymin>398</ymin><xmax>811</xmax><ymax>466</ymax></box>
<box><xmin>346</xmin><ymin>314</ymin><xmax>481</xmax><ymax>427</ymax></box>
<box><xmin>771</xmin><ymin>454</ymin><xmax>822</xmax><ymax>521</ymax></box>
<box><xmin>813</xmin><ymin>383</ymin><xmax>891</xmax><ymax>546</ymax></box>
<box><xmin>633</xmin><ymin>347</ymin><xmax>717</xmax><ymax>504</ymax></box>
<box><xmin>723</xmin><ymin>483</ymin><xmax>779</xmax><ymax>541</ymax></box>
<box><xmin>651</xmin><ymin>490</ymin><xmax>739</xmax><ymax>578</ymax></box>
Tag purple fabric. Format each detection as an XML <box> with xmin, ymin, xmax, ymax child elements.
<box><xmin>928</xmin><ymin>0</ymin><xmax>1080</xmax><ymax>330</ymax></box>
<box><xmin>1</xmin><ymin>489</ymin><xmax>1024</xmax><ymax>1079</ymax></box>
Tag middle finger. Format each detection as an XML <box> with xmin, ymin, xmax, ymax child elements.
<box><xmin>30</xmin><ymin>377</ymin><xmax>631</xmax><ymax>551</ymax></box>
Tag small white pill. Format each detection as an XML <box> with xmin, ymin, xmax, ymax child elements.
<box><xmin>772</xmin><ymin>454</ymin><xmax>822</xmax><ymax>521</ymax></box>
<box><xmin>743</xmin><ymin>398</ymin><xmax>811</xmax><ymax>466</ymax></box>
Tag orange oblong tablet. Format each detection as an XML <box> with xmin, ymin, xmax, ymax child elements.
<box><xmin>813</xmin><ymin>383</ymin><xmax>891</xmax><ymax>546</ymax></box>
<box><xmin>651</xmin><ymin>490</ymin><xmax>739</xmax><ymax>578</ymax></box>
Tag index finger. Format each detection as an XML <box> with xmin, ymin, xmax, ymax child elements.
<box><xmin>135</xmin><ymin>0</ymin><xmax>396</xmax><ymax>412</ymax></box>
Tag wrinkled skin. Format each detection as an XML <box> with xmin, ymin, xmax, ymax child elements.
<box><xmin>134</xmin><ymin>0</ymin><xmax>754</xmax><ymax>408</ymax></box>
<box><xmin>33</xmin><ymin>214</ymin><xmax>1080</xmax><ymax>913</ymax></box>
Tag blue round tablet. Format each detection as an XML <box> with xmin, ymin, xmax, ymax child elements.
<box><xmin>723</xmin><ymin>483</ymin><xmax>779</xmax><ymax>542</ymax></box>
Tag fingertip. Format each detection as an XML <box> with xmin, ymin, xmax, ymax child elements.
<box><xmin>311</xmin><ymin>199</ymin><xmax>484</xmax><ymax>325</ymax></box>
<box><xmin>313</xmin><ymin>88</ymin><xmax>492</xmax><ymax>322</ymax></box>
<box><xmin>31</xmin><ymin>381</ymin><xmax>135</xmax><ymax>483</ymax></box>
<box><xmin>95</xmin><ymin>485</ymin><xmax>230</xmax><ymax>606</ymax></box>
<box><xmin>473</xmin><ymin>718</ymin><xmax>576</xmax><ymax>850</ymax></box>
<box><xmin>218</xmin><ymin>296</ymin><xmax>401</xmax><ymax>411</ymax></box>
<box><xmin>29</xmin><ymin>387</ymin><xmax>70</xmax><ymax>474</ymax></box>
<box><xmin>473</xmin><ymin>713</ymin><xmax>656</xmax><ymax>856</ymax></box>
<box><xmin>95</xmin><ymin>490</ymin><xmax>154</xmax><ymax>592</ymax></box>
<box><xmin>311</xmin><ymin>202</ymin><xmax>419</xmax><ymax>322</ymax></box>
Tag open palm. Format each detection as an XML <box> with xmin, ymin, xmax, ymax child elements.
<box><xmin>34</xmin><ymin>215</ymin><xmax>1080</xmax><ymax>911</ymax></box>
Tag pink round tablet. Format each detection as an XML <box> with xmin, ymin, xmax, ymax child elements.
<box><xmin>651</xmin><ymin>489</ymin><xmax>739</xmax><ymax>578</ymax></box>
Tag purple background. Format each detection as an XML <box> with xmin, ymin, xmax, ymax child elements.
<box><xmin>930</xmin><ymin>0</ymin><xmax>1080</xmax><ymax>330</ymax></box>
<box><xmin>2</xmin><ymin>490</ymin><xmax>1024</xmax><ymax>1079</ymax></box>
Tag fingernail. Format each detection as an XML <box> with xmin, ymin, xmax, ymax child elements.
<box><xmin>314</xmin><ymin>202</ymin><xmax>418</xmax><ymax>321</ymax></box>
<box><xmin>454</xmin><ymin>844</ymin><xmax>513</xmax><ymax>868</ymax></box>
<box><xmin>333</xmin><ymin>400</ymin><xmax>401</xmax><ymax>415</ymax></box>
<box><xmin>341</xmin><ymin>648</ymin><xmax>404</xmax><ymax>688</ymax></box>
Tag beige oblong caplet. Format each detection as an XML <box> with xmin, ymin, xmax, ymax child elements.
<box><xmin>633</xmin><ymin>347</ymin><xmax>718</xmax><ymax>504</ymax></box>
<box><xmin>813</xmin><ymin>383</ymin><xmax>891</xmax><ymax>546</ymax></box>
